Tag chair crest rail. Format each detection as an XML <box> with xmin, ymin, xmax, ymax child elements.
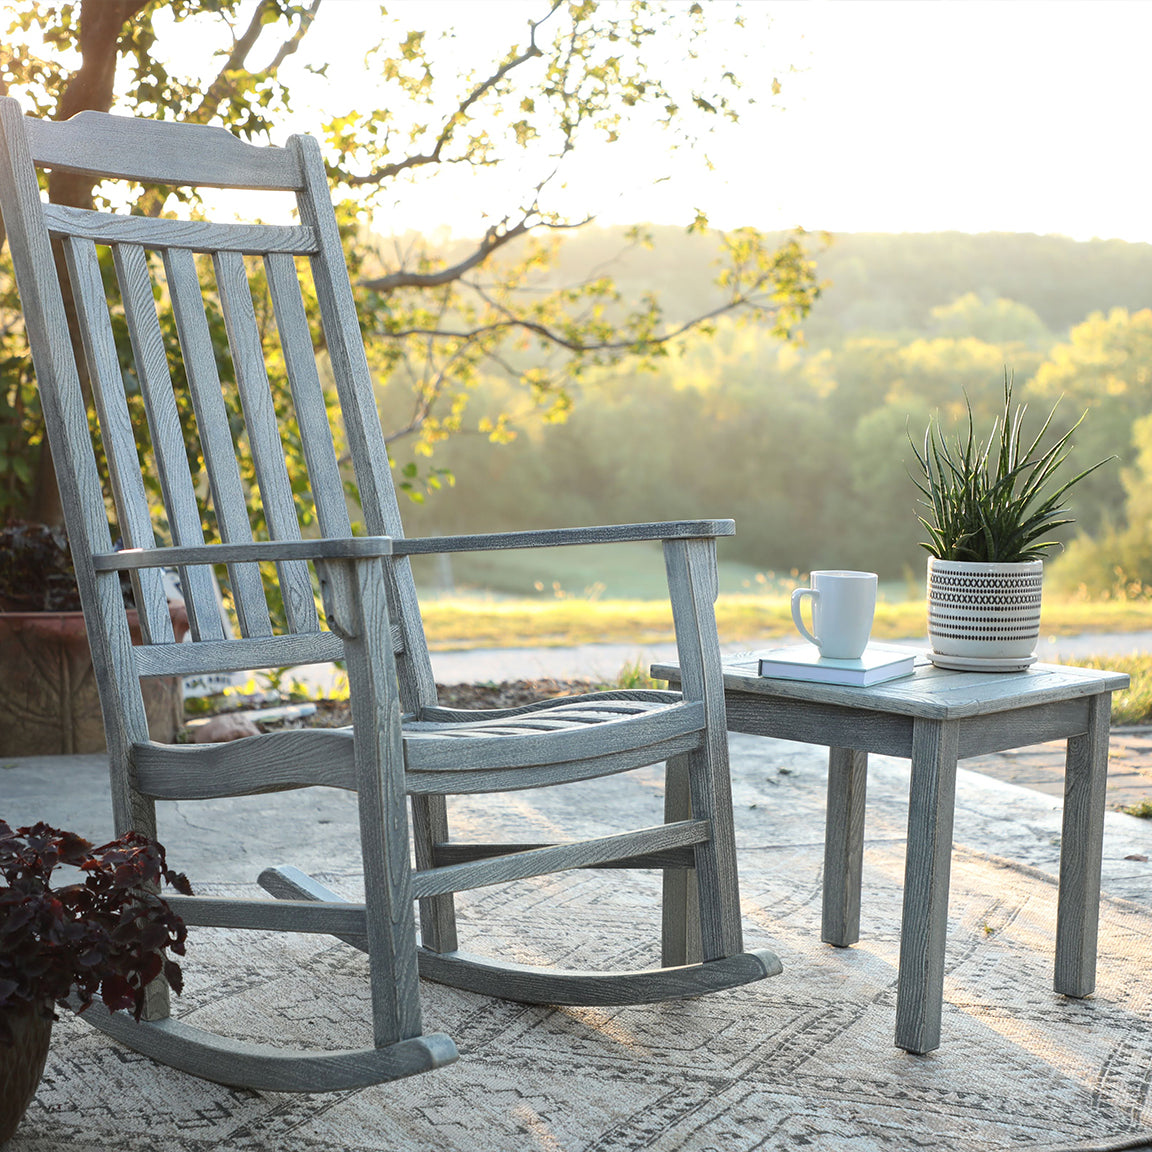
<box><xmin>26</xmin><ymin>110</ymin><xmax>304</xmax><ymax>189</ymax></box>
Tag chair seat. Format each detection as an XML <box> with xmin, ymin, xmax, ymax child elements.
<box><xmin>408</xmin><ymin>693</ymin><xmax>679</xmax><ymax>732</ymax></box>
<box><xmin>401</xmin><ymin>692</ymin><xmax>707</xmax><ymax>789</ymax></box>
<box><xmin>128</xmin><ymin>693</ymin><xmax>708</xmax><ymax>801</ymax></box>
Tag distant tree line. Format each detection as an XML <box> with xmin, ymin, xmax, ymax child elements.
<box><xmin>393</xmin><ymin>229</ymin><xmax>1152</xmax><ymax>594</ymax></box>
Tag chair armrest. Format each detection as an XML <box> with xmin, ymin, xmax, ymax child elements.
<box><xmin>92</xmin><ymin>537</ymin><xmax>393</xmax><ymax>571</ymax></box>
<box><xmin>391</xmin><ymin>520</ymin><xmax>735</xmax><ymax>556</ymax></box>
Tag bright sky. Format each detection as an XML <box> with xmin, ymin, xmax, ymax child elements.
<box><xmin>725</xmin><ymin>0</ymin><xmax>1152</xmax><ymax>243</ymax></box>
<box><xmin>170</xmin><ymin>0</ymin><xmax>1152</xmax><ymax>244</ymax></box>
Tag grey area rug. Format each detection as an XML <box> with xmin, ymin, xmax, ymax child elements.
<box><xmin>8</xmin><ymin>733</ymin><xmax>1152</xmax><ymax>1152</ymax></box>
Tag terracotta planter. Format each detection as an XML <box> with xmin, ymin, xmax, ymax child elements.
<box><xmin>0</xmin><ymin>1002</ymin><xmax>52</xmax><ymax>1147</ymax></box>
<box><xmin>927</xmin><ymin>558</ymin><xmax>1043</xmax><ymax>670</ymax></box>
<box><xmin>0</xmin><ymin>604</ymin><xmax>190</xmax><ymax>756</ymax></box>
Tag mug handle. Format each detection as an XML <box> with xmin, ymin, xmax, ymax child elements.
<box><xmin>791</xmin><ymin>587</ymin><xmax>820</xmax><ymax>648</ymax></box>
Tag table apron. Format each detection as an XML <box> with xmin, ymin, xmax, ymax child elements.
<box><xmin>724</xmin><ymin>695</ymin><xmax>913</xmax><ymax>756</ymax></box>
<box><xmin>955</xmin><ymin>697</ymin><xmax>1092</xmax><ymax>758</ymax></box>
<box><xmin>722</xmin><ymin>691</ymin><xmax>1094</xmax><ymax>761</ymax></box>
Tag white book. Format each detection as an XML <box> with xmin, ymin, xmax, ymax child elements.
<box><xmin>756</xmin><ymin>642</ymin><xmax>917</xmax><ymax>687</ymax></box>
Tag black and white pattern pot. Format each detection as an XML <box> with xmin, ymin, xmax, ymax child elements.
<box><xmin>926</xmin><ymin>558</ymin><xmax>1043</xmax><ymax>671</ymax></box>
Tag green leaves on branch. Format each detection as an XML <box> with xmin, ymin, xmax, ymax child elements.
<box><xmin>0</xmin><ymin>0</ymin><xmax>821</xmax><ymax>543</ymax></box>
<box><xmin>909</xmin><ymin>372</ymin><xmax>1112</xmax><ymax>563</ymax></box>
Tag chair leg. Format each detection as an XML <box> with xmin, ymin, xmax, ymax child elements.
<box><xmin>411</xmin><ymin>794</ymin><xmax>459</xmax><ymax>953</ymax></box>
<box><xmin>684</xmin><ymin>742</ymin><xmax>745</xmax><ymax>961</ymax></box>
<box><xmin>108</xmin><ymin>743</ymin><xmax>171</xmax><ymax>1023</ymax></box>
<box><xmin>661</xmin><ymin>753</ymin><xmax>701</xmax><ymax>965</ymax></box>
<box><xmin>325</xmin><ymin>555</ymin><xmax>425</xmax><ymax>1045</ymax></box>
<box><xmin>662</xmin><ymin>537</ymin><xmax>745</xmax><ymax>962</ymax></box>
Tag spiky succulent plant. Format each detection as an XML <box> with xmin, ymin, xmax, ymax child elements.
<box><xmin>909</xmin><ymin>373</ymin><xmax>1110</xmax><ymax>563</ymax></box>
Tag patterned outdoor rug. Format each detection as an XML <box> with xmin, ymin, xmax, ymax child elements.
<box><xmin>8</xmin><ymin>737</ymin><xmax>1152</xmax><ymax>1152</ymax></box>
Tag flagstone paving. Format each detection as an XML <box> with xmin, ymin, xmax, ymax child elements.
<box><xmin>964</xmin><ymin>727</ymin><xmax>1152</xmax><ymax>814</ymax></box>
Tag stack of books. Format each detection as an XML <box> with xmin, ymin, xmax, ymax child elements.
<box><xmin>756</xmin><ymin>642</ymin><xmax>917</xmax><ymax>687</ymax></box>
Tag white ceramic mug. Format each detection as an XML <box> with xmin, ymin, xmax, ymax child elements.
<box><xmin>790</xmin><ymin>570</ymin><xmax>878</xmax><ymax>660</ymax></box>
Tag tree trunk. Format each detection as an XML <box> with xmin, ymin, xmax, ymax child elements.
<box><xmin>33</xmin><ymin>0</ymin><xmax>150</xmax><ymax>528</ymax></box>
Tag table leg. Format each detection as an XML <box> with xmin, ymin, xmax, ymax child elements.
<box><xmin>823</xmin><ymin>747</ymin><xmax>868</xmax><ymax>946</ymax></box>
<box><xmin>1054</xmin><ymin>692</ymin><xmax>1111</xmax><ymax>997</ymax></box>
<box><xmin>895</xmin><ymin>718</ymin><xmax>960</xmax><ymax>1054</ymax></box>
<box><xmin>661</xmin><ymin>752</ymin><xmax>701</xmax><ymax>966</ymax></box>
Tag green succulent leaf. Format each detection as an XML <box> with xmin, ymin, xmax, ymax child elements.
<box><xmin>907</xmin><ymin>370</ymin><xmax>1114</xmax><ymax>564</ymax></box>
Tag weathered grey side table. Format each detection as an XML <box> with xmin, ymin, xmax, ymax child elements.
<box><xmin>652</xmin><ymin>653</ymin><xmax>1130</xmax><ymax>1054</ymax></box>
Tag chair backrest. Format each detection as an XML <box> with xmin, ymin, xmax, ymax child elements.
<box><xmin>0</xmin><ymin>99</ymin><xmax>438</xmax><ymax>732</ymax></box>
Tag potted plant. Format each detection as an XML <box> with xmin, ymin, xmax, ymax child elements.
<box><xmin>0</xmin><ymin>521</ymin><xmax>189</xmax><ymax>754</ymax></box>
<box><xmin>909</xmin><ymin>373</ymin><xmax>1110</xmax><ymax>670</ymax></box>
<box><xmin>0</xmin><ymin>820</ymin><xmax>191</xmax><ymax>1144</ymax></box>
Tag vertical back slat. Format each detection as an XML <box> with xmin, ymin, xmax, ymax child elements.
<box><xmin>113</xmin><ymin>242</ymin><xmax>224</xmax><ymax>642</ymax></box>
<box><xmin>290</xmin><ymin>132</ymin><xmax>438</xmax><ymax>710</ymax></box>
<box><xmin>0</xmin><ymin>98</ymin><xmax>157</xmax><ymax>846</ymax></box>
<box><xmin>289</xmin><ymin>148</ymin><xmax>398</xmax><ymax>538</ymax></box>
<box><xmin>59</xmin><ymin>236</ymin><xmax>173</xmax><ymax>644</ymax></box>
<box><xmin>213</xmin><ymin>249</ymin><xmax>320</xmax><ymax>634</ymax></box>
<box><xmin>263</xmin><ymin>252</ymin><xmax>352</xmax><ymax>537</ymax></box>
<box><xmin>163</xmin><ymin>246</ymin><xmax>272</xmax><ymax>637</ymax></box>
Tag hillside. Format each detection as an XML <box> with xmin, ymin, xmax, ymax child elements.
<box><xmin>506</xmin><ymin>225</ymin><xmax>1152</xmax><ymax>341</ymax></box>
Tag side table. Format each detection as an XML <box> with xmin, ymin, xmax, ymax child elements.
<box><xmin>651</xmin><ymin>653</ymin><xmax>1129</xmax><ymax>1054</ymax></box>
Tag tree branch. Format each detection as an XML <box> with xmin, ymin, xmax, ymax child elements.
<box><xmin>135</xmin><ymin>0</ymin><xmax>321</xmax><ymax>216</ymax></box>
<box><xmin>51</xmin><ymin>0</ymin><xmax>150</xmax><ymax>208</ymax></box>
<box><xmin>343</xmin><ymin>3</ymin><xmax>559</xmax><ymax>188</ymax></box>
<box><xmin>359</xmin><ymin>211</ymin><xmax>588</xmax><ymax>293</ymax></box>
<box><xmin>386</xmin><ymin>284</ymin><xmax>774</xmax><ymax>354</ymax></box>
<box><xmin>361</xmin><ymin>220</ymin><xmax>531</xmax><ymax>292</ymax></box>
<box><xmin>190</xmin><ymin>0</ymin><xmax>321</xmax><ymax>127</ymax></box>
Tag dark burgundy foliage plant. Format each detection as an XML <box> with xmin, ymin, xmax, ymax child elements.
<box><xmin>0</xmin><ymin>519</ymin><xmax>137</xmax><ymax>612</ymax></box>
<box><xmin>0</xmin><ymin>820</ymin><xmax>192</xmax><ymax>1043</ymax></box>
<box><xmin>0</xmin><ymin>520</ymin><xmax>82</xmax><ymax>611</ymax></box>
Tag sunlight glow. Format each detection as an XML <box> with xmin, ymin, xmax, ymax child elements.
<box><xmin>99</xmin><ymin>0</ymin><xmax>1152</xmax><ymax>245</ymax></box>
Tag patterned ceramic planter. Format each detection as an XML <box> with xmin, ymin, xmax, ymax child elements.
<box><xmin>926</xmin><ymin>558</ymin><xmax>1043</xmax><ymax>670</ymax></box>
<box><xmin>0</xmin><ymin>1003</ymin><xmax>52</xmax><ymax>1146</ymax></box>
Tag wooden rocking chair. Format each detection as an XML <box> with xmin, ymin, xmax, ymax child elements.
<box><xmin>0</xmin><ymin>97</ymin><xmax>781</xmax><ymax>1093</ymax></box>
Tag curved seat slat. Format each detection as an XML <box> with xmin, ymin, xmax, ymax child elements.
<box><xmin>418</xmin><ymin>688</ymin><xmax>683</xmax><ymax>723</ymax></box>
<box><xmin>404</xmin><ymin>730</ymin><xmax>704</xmax><ymax>795</ymax></box>
<box><xmin>133</xmin><ymin>729</ymin><xmax>357</xmax><ymax>799</ymax></box>
<box><xmin>403</xmin><ymin>700</ymin><xmax>705</xmax><ymax>772</ymax></box>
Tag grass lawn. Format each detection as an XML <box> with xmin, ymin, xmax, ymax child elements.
<box><xmin>418</xmin><ymin>593</ymin><xmax>1152</xmax><ymax>651</ymax></box>
<box><xmin>1054</xmin><ymin>653</ymin><xmax>1152</xmax><ymax>727</ymax></box>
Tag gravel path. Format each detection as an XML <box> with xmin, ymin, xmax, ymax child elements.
<box><xmin>419</xmin><ymin>632</ymin><xmax>1149</xmax><ymax>686</ymax></box>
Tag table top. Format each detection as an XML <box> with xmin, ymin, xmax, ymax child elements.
<box><xmin>651</xmin><ymin>650</ymin><xmax>1131</xmax><ymax>722</ymax></box>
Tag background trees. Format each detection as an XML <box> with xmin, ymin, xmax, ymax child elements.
<box><xmin>391</xmin><ymin>227</ymin><xmax>1152</xmax><ymax>595</ymax></box>
<box><xmin>0</xmin><ymin>0</ymin><xmax>820</xmax><ymax>526</ymax></box>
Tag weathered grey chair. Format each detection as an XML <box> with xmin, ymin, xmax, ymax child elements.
<box><xmin>0</xmin><ymin>97</ymin><xmax>780</xmax><ymax>1093</ymax></box>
